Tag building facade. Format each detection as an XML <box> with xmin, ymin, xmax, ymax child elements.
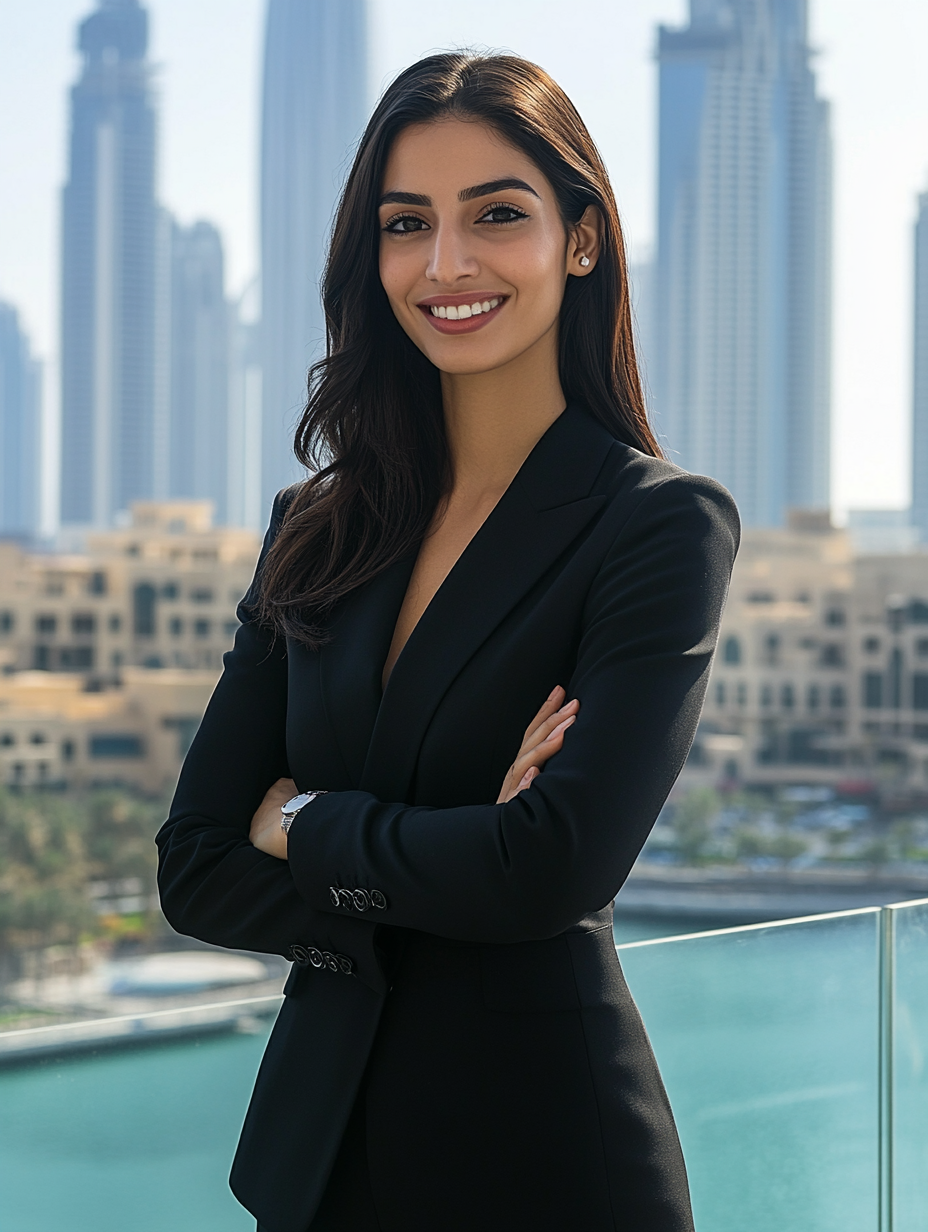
<box><xmin>259</xmin><ymin>0</ymin><xmax>369</xmax><ymax>516</ymax></box>
<box><xmin>692</xmin><ymin>513</ymin><xmax>928</xmax><ymax>802</ymax></box>
<box><xmin>653</xmin><ymin>0</ymin><xmax>832</xmax><ymax>526</ymax></box>
<box><xmin>911</xmin><ymin>191</ymin><xmax>928</xmax><ymax>541</ymax></box>
<box><xmin>0</xmin><ymin>303</ymin><xmax>42</xmax><ymax>541</ymax></box>
<box><xmin>60</xmin><ymin>0</ymin><xmax>157</xmax><ymax>528</ymax></box>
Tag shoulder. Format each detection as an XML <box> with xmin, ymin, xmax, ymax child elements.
<box><xmin>594</xmin><ymin>440</ymin><xmax>740</xmax><ymax>549</ymax></box>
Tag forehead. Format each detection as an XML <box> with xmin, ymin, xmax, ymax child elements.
<box><xmin>382</xmin><ymin>118</ymin><xmax>548</xmax><ymax>198</ymax></box>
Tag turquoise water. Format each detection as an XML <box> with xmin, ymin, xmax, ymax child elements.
<box><xmin>2</xmin><ymin>906</ymin><xmax>925</xmax><ymax>1232</ymax></box>
<box><xmin>0</xmin><ymin>1032</ymin><xmax>265</xmax><ymax>1232</ymax></box>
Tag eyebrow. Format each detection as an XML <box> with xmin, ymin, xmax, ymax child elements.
<box><xmin>378</xmin><ymin>178</ymin><xmax>541</xmax><ymax>208</ymax></box>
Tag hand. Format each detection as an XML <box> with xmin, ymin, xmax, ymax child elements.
<box><xmin>496</xmin><ymin>686</ymin><xmax>579</xmax><ymax>804</ymax></box>
<box><xmin>249</xmin><ymin>776</ymin><xmax>297</xmax><ymax>860</ymax></box>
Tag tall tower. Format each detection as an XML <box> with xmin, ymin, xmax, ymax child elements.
<box><xmin>912</xmin><ymin>192</ymin><xmax>928</xmax><ymax>540</ymax></box>
<box><xmin>167</xmin><ymin>220</ymin><xmax>230</xmax><ymax>522</ymax></box>
<box><xmin>653</xmin><ymin>0</ymin><xmax>832</xmax><ymax>527</ymax></box>
<box><xmin>259</xmin><ymin>0</ymin><xmax>369</xmax><ymax>514</ymax></box>
<box><xmin>60</xmin><ymin>0</ymin><xmax>156</xmax><ymax>527</ymax></box>
<box><xmin>0</xmin><ymin>303</ymin><xmax>42</xmax><ymax>541</ymax></box>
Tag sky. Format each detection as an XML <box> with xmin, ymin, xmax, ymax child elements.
<box><xmin>0</xmin><ymin>0</ymin><xmax>927</xmax><ymax>519</ymax></box>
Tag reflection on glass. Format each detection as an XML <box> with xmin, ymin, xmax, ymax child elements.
<box><xmin>890</xmin><ymin>898</ymin><xmax>928</xmax><ymax>1232</ymax></box>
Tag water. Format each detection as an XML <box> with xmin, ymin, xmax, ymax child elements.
<box><xmin>0</xmin><ymin>909</ymin><xmax>904</xmax><ymax>1232</ymax></box>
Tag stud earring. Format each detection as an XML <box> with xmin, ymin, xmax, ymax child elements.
<box><xmin>579</xmin><ymin>255</ymin><xmax>590</xmax><ymax>267</ymax></box>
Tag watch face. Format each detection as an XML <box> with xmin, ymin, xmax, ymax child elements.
<box><xmin>282</xmin><ymin>792</ymin><xmax>314</xmax><ymax>815</ymax></box>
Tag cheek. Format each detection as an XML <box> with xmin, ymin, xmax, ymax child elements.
<box><xmin>379</xmin><ymin>245</ymin><xmax>417</xmax><ymax>314</ymax></box>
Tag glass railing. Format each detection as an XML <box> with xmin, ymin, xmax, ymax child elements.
<box><xmin>0</xmin><ymin>902</ymin><xmax>925</xmax><ymax>1232</ymax></box>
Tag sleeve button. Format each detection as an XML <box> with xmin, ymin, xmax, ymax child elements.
<box><xmin>329</xmin><ymin>886</ymin><xmax>341</xmax><ymax>907</ymax></box>
<box><xmin>352</xmin><ymin>888</ymin><xmax>371</xmax><ymax>912</ymax></box>
<box><xmin>370</xmin><ymin>890</ymin><xmax>388</xmax><ymax>910</ymax></box>
<box><xmin>336</xmin><ymin>953</ymin><xmax>355</xmax><ymax>975</ymax></box>
<box><xmin>307</xmin><ymin>947</ymin><xmax>324</xmax><ymax>968</ymax></box>
<box><xmin>322</xmin><ymin>951</ymin><xmax>339</xmax><ymax>972</ymax></box>
<box><xmin>338</xmin><ymin>889</ymin><xmax>354</xmax><ymax>910</ymax></box>
<box><xmin>290</xmin><ymin>944</ymin><xmax>310</xmax><ymax>965</ymax></box>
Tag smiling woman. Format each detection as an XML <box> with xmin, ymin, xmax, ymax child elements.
<box><xmin>156</xmin><ymin>51</ymin><xmax>740</xmax><ymax>1232</ymax></box>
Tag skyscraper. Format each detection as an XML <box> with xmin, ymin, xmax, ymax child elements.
<box><xmin>60</xmin><ymin>0</ymin><xmax>156</xmax><ymax>527</ymax></box>
<box><xmin>166</xmin><ymin>220</ymin><xmax>230</xmax><ymax>522</ymax></box>
<box><xmin>0</xmin><ymin>303</ymin><xmax>42</xmax><ymax>541</ymax></box>
<box><xmin>911</xmin><ymin>192</ymin><xmax>928</xmax><ymax>540</ymax></box>
<box><xmin>259</xmin><ymin>0</ymin><xmax>369</xmax><ymax>513</ymax></box>
<box><xmin>653</xmin><ymin>0</ymin><xmax>832</xmax><ymax>526</ymax></box>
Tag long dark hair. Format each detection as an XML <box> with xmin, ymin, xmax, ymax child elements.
<box><xmin>258</xmin><ymin>51</ymin><xmax>658</xmax><ymax>647</ymax></box>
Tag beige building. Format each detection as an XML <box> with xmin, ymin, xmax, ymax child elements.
<box><xmin>0</xmin><ymin>501</ymin><xmax>260</xmax><ymax>679</ymax></box>
<box><xmin>689</xmin><ymin>511</ymin><xmax>928</xmax><ymax>801</ymax></box>
<box><xmin>0</xmin><ymin>668</ymin><xmax>217</xmax><ymax>793</ymax></box>
<box><xmin>0</xmin><ymin>502</ymin><xmax>260</xmax><ymax>792</ymax></box>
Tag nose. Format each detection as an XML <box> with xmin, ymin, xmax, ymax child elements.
<box><xmin>425</xmin><ymin>220</ymin><xmax>480</xmax><ymax>285</ymax></box>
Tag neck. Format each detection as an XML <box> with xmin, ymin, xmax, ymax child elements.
<box><xmin>439</xmin><ymin>324</ymin><xmax>566</xmax><ymax>503</ymax></box>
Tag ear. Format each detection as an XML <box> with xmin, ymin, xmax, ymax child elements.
<box><xmin>567</xmin><ymin>204</ymin><xmax>603</xmax><ymax>276</ymax></box>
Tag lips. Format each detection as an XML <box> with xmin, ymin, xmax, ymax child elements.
<box><xmin>417</xmin><ymin>294</ymin><xmax>508</xmax><ymax>335</ymax></box>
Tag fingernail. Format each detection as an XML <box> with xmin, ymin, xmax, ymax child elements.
<box><xmin>548</xmin><ymin>686</ymin><xmax>561</xmax><ymax>702</ymax></box>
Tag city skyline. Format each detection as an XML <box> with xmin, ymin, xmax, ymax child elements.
<box><xmin>652</xmin><ymin>0</ymin><xmax>832</xmax><ymax>527</ymax></box>
<box><xmin>1</xmin><ymin>0</ymin><xmax>927</xmax><ymax>527</ymax></box>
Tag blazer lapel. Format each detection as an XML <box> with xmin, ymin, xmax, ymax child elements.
<box><xmin>360</xmin><ymin>405</ymin><xmax>615</xmax><ymax>803</ymax></box>
<box><xmin>320</xmin><ymin>553</ymin><xmax>416</xmax><ymax>786</ymax></box>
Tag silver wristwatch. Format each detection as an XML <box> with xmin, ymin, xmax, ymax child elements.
<box><xmin>280</xmin><ymin>790</ymin><xmax>328</xmax><ymax>833</ymax></box>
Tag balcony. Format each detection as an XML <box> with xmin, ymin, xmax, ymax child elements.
<box><xmin>1</xmin><ymin>901</ymin><xmax>925</xmax><ymax>1231</ymax></box>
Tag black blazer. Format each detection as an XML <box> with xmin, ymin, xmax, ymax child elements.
<box><xmin>156</xmin><ymin>404</ymin><xmax>739</xmax><ymax>1232</ymax></box>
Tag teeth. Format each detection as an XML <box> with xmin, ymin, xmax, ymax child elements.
<box><xmin>429</xmin><ymin>297</ymin><xmax>502</xmax><ymax>320</ymax></box>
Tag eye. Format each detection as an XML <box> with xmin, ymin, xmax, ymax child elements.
<box><xmin>477</xmin><ymin>202</ymin><xmax>530</xmax><ymax>225</ymax></box>
<box><xmin>383</xmin><ymin>213</ymin><xmax>429</xmax><ymax>234</ymax></box>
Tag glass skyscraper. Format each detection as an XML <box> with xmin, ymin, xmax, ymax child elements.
<box><xmin>60</xmin><ymin>0</ymin><xmax>156</xmax><ymax>527</ymax></box>
<box><xmin>653</xmin><ymin>0</ymin><xmax>832</xmax><ymax>527</ymax></box>
<box><xmin>0</xmin><ymin>302</ymin><xmax>42</xmax><ymax>541</ymax></box>
<box><xmin>259</xmin><ymin>0</ymin><xmax>369</xmax><ymax>514</ymax></box>
<box><xmin>911</xmin><ymin>192</ymin><xmax>928</xmax><ymax>541</ymax></box>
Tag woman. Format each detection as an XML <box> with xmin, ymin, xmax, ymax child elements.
<box><xmin>157</xmin><ymin>52</ymin><xmax>739</xmax><ymax>1232</ymax></box>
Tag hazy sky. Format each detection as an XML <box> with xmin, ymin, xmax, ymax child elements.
<box><xmin>1</xmin><ymin>0</ymin><xmax>926</xmax><ymax>517</ymax></box>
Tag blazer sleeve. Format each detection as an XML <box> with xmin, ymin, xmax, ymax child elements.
<box><xmin>286</xmin><ymin>473</ymin><xmax>740</xmax><ymax>944</ymax></box>
<box><xmin>155</xmin><ymin>489</ymin><xmax>389</xmax><ymax>993</ymax></box>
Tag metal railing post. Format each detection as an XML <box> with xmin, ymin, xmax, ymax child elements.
<box><xmin>878</xmin><ymin>905</ymin><xmax>894</xmax><ymax>1232</ymax></box>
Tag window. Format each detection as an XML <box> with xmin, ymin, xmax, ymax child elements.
<box><xmin>781</xmin><ymin>683</ymin><xmax>795</xmax><ymax>710</ymax></box>
<box><xmin>909</xmin><ymin>600</ymin><xmax>928</xmax><ymax>624</ymax></box>
<box><xmin>0</xmin><ymin>733</ymin><xmax>14</xmax><ymax>747</ymax></box>
<box><xmin>736</xmin><ymin>682</ymin><xmax>747</xmax><ymax>706</ymax></box>
<box><xmin>820</xmin><ymin>643</ymin><xmax>845</xmax><ymax>668</ymax></box>
<box><xmin>35</xmin><ymin>614</ymin><xmax>56</xmax><ymax>635</ymax></box>
<box><xmin>914</xmin><ymin>674</ymin><xmax>928</xmax><ymax>711</ymax></box>
<box><xmin>133</xmin><ymin>583</ymin><xmax>157</xmax><ymax>637</ymax></box>
<box><xmin>715</xmin><ymin>681</ymin><xmax>726</xmax><ymax>706</ymax></box>
<box><xmin>29</xmin><ymin>732</ymin><xmax>47</xmax><ymax>745</ymax></box>
<box><xmin>748</xmin><ymin>592</ymin><xmax>775</xmax><ymax>604</ymax></box>
<box><xmin>918</xmin><ymin>639</ymin><xmax>928</xmax><ymax>658</ymax></box>
<box><xmin>71</xmin><ymin>612</ymin><xmax>95</xmax><ymax>635</ymax></box>
<box><xmin>825</xmin><ymin>608</ymin><xmax>846</xmax><ymax>627</ymax></box>
<box><xmin>723</xmin><ymin>636</ymin><xmax>741</xmax><ymax>664</ymax></box>
<box><xmin>88</xmin><ymin>571</ymin><xmax>107</xmax><ymax>595</ymax></box>
<box><xmin>61</xmin><ymin>739</ymin><xmax>75</xmax><ymax>761</ymax></box>
<box><xmin>193</xmin><ymin>619</ymin><xmax>211</xmax><ymax>639</ymax></box>
<box><xmin>59</xmin><ymin>646</ymin><xmax>94</xmax><ymax>669</ymax></box>
<box><xmin>169</xmin><ymin>617</ymin><xmax>183</xmax><ymax>637</ymax></box>
<box><xmin>32</xmin><ymin>645</ymin><xmax>50</xmax><ymax>670</ymax></box>
<box><xmin>864</xmin><ymin>637</ymin><xmax>881</xmax><ymax>654</ymax></box>
<box><xmin>807</xmin><ymin>684</ymin><xmax>821</xmax><ymax>710</ymax></box>
<box><xmin>108</xmin><ymin>613</ymin><xmax>121</xmax><ymax>633</ymax></box>
<box><xmin>89</xmin><ymin>734</ymin><xmax>144</xmax><ymax>759</ymax></box>
<box><xmin>161</xmin><ymin>582</ymin><xmax>178</xmax><ymax>601</ymax></box>
<box><xmin>889</xmin><ymin>647</ymin><xmax>903</xmax><ymax>709</ymax></box>
<box><xmin>863</xmin><ymin>673</ymin><xmax>882</xmax><ymax>709</ymax></box>
<box><xmin>830</xmin><ymin>685</ymin><xmax>846</xmax><ymax>709</ymax></box>
<box><xmin>760</xmin><ymin>684</ymin><xmax>773</xmax><ymax>708</ymax></box>
<box><xmin>190</xmin><ymin>588</ymin><xmax>214</xmax><ymax>604</ymax></box>
<box><xmin>0</xmin><ymin>611</ymin><xmax>13</xmax><ymax>634</ymax></box>
<box><xmin>762</xmin><ymin>633</ymin><xmax>780</xmax><ymax>666</ymax></box>
<box><xmin>223</xmin><ymin>620</ymin><xmax>239</xmax><ymax>637</ymax></box>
